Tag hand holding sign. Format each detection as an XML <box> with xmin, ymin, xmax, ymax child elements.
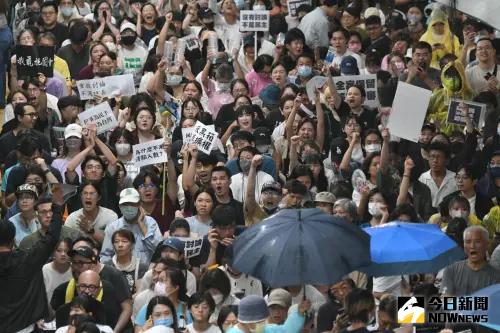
<box><xmin>78</xmin><ymin>102</ymin><xmax>118</xmax><ymax>135</ymax></box>
<box><xmin>133</xmin><ymin>139</ymin><xmax>169</xmax><ymax>167</ymax></box>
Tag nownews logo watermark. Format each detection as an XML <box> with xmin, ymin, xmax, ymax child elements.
<box><xmin>398</xmin><ymin>296</ymin><xmax>489</xmax><ymax>324</ymax></box>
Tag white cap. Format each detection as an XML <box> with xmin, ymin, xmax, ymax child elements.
<box><xmin>119</xmin><ymin>188</ymin><xmax>140</xmax><ymax>205</ymax></box>
<box><xmin>120</xmin><ymin>21</ymin><xmax>136</xmax><ymax>33</ymax></box>
<box><xmin>64</xmin><ymin>123</ymin><xmax>82</xmax><ymax>139</ymax></box>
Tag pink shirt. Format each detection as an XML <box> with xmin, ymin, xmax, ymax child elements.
<box><xmin>206</xmin><ymin>79</ymin><xmax>234</xmax><ymax>120</ymax></box>
<box><xmin>245</xmin><ymin>70</ymin><xmax>273</xmax><ymax>97</ymax></box>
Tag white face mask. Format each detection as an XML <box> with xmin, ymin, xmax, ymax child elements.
<box><xmin>115</xmin><ymin>143</ymin><xmax>131</xmax><ymax>156</ymax></box>
<box><xmin>211</xmin><ymin>293</ymin><xmax>224</xmax><ymax>304</ymax></box>
<box><xmin>365</xmin><ymin>143</ymin><xmax>381</xmax><ymax>153</ymax></box>
<box><xmin>450</xmin><ymin>209</ymin><xmax>468</xmax><ymax>219</ymax></box>
<box><xmin>368</xmin><ymin>202</ymin><xmax>382</xmax><ymax>217</ymax></box>
<box><xmin>105</xmin><ymin>42</ymin><xmax>117</xmax><ymax>53</ymax></box>
<box><xmin>253</xmin><ymin>4</ymin><xmax>266</xmax><ymax>10</ymax></box>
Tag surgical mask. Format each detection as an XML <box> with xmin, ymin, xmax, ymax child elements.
<box><xmin>121</xmin><ymin>35</ymin><xmax>137</xmax><ymax>46</ymax></box>
<box><xmin>215</xmin><ymin>81</ymin><xmax>231</xmax><ymax>92</ymax></box>
<box><xmin>297</xmin><ymin>65</ymin><xmax>312</xmax><ymax>78</ymax></box>
<box><xmin>449</xmin><ymin>209</ymin><xmax>468</xmax><ymax>219</ymax></box>
<box><xmin>253</xmin><ymin>4</ymin><xmax>266</xmax><ymax>10</ymax></box>
<box><xmin>407</xmin><ymin>14</ymin><xmax>421</xmax><ymax>24</ymax></box>
<box><xmin>256</xmin><ymin>144</ymin><xmax>269</xmax><ymax>153</ymax></box>
<box><xmin>234</xmin><ymin>0</ymin><xmax>245</xmax><ymax>9</ymax></box>
<box><xmin>66</xmin><ymin>138</ymin><xmax>82</xmax><ymax>150</ymax></box>
<box><xmin>348</xmin><ymin>42</ymin><xmax>362</xmax><ymax>53</ymax></box>
<box><xmin>120</xmin><ymin>205</ymin><xmax>138</xmax><ymax>220</ymax></box>
<box><xmin>365</xmin><ymin>143</ymin><xmax>381</xmax><ymax>153</ymax></box>
<box><xmin>105</xmin><ymin>42</ymin><xmax>117</xmax><ymax>53</ymax></box>
<box><xmin>490</xmin><ymin>166</ymin><xmax>500</xmax><ymax>178</ymax></box>
<box><xmin>115</xmin><ymin>143</ymin><xmax>131</xmax><ymax>156</ymax></box>
<box><xmin>239</xmin><ymin>159</ymin><xmax>251</xmax><ymax>173</ymax></box>
<box><xmin>442</xmin><ymin>76</ymin><xmax>461</xmax><ymax>92</ymax></box>
<box><xmin>61</xmin><ymin>6</ymin><xmax>73</xmax><ymax>17</ymax></box>
<box><xmin>223</xmin><ymin>324</ymin><xmax>234</xmax><ymax>331</ymax></box>
<box><xmin>153</xmin><ymin>316</ymin><xmax>173</xmax><ymax>327</ymax></box>
<box><xmin>211</xmin><ymin>293</ymin><xmax>224</xmax><ymax>304</ymax></box>
<box><xmin>368</xmin><ymin>202</ymin><xmax>382</xmax><ymax>217</ymax></box>
<box><xmin>166</xmin><ymin>74</ymin><xmax>183</xmax><ymax>86</ymax></box>
<box><xmin>154</xmin><ymin>282</ymin><xmax>167</xmax><ymax>295</ymax></box>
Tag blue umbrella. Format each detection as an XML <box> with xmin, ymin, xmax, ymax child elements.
<box><xmin>232</xmin><ymin>208</ymin><xmax>371</xmax><ymax>287</ymax></box>
<box><xmin>458</xmin><ymin>284</ymin><xmax>500</xmax><ymax>331</ymax></box>
<box><xmin>359</xmin><ymin>222</ymin><xmax>465</xmax><ymax>277</ymax></box>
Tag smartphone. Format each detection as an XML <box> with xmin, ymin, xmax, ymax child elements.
<box><xmin>484</xmin><ymin>72</ymin><xmax>493</xmax><ymax>80</ymax></box>
<box><xmin>324</xmin><ymin>47</ymin><xmax>335</xmax><ymax>65</ymax></box>
<box><xmin>276</xmin><ymin>32</ymin><xmax>285</xmax><ymax>46</ymax></box>
<box><xmin>103</xmin><ymin>10</ymin><xmax>107</xmax><ymax>19</ymax></box>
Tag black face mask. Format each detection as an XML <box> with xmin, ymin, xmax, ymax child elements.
<box><xmin>263</xmin><ymin>206</ymin><xmax>278</xmax><ymax>215</ymax></box>
<box><xmin>95</xmin><ymin>70</ymin><xmax>111</xmax><ymax>77</ymax></box>
<box><xmin>121</xmin><ymin>35</ymin><xmax>136</xmax><ymax>46</ymax></box>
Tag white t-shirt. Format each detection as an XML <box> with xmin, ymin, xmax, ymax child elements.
<box><xmin>465</xmin><ymin>64</ymin><xmax>500</xmax><ymax>94</ymax></box>
<box><xmin>65</xmin><ymin>206</ymin><xmax>118</xmax><ymax>235</ymax></box>
<box><xmin>230</xmin><ymin>171</ymin><xmax>274</xmax><ymax>204</ymax></box>
<box><xmin>117</xmin><ymin>45</ymin><xmax>149</xmax><ymax>86</ymax></box>
<box><xmin>42</xmin><ymin>262</ymin><xmax>72</xmax><ymax>302</ymax></box>
<box><xmin>220</xmin><ymin>267</ymin><xmax>263</xmax><ymax>298</ymax></box>
<box><xmin>186</xmin><ymin>324</ymin><xmax>222</xmax><ymax>333</ymax></box>
<box><xmin>55</xmin><ymin>324</ymin><xmax>113</xmax><ymax>333</ymax></box>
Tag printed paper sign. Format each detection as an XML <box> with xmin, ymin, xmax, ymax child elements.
<box><xmin>191</xmin><ymin>123</ymin><xmax>218</xmax><ymax>154</ymax></box>
<box><xmin>446</xmin><ymin>99</ymin><xmax>486</xmax><ymax>127</ymax></box>
<box><xmin>239</xmin><ymin>10</ymin><xmax>270</xmax><ymax>32</ymax></box>
<box><xmin>287</xmin><ymin>0</ymin><xmax>311</xmax><ymax>17</ymax></box>
<box><xmin>15</xmin><ymin>45</ymin><xmax>55</xmax><ymax>77</ymax></box>
<box><xmin>182</xmin><ymin>127</ymin><xmax>195</xmax><ymax>144</ymax></box>
<box><xmin>388</xmin><ymin>82</ymin><xmax>432</xmax><ymax>143</ymax></box>
<box><xmin>76</xmin><ymin>74</ymin><xmax>135</xmax><ymax>100</ymax></box>
<box><xmin>333</xmin><ymin>74</ymin><xmax>379</xmax><ymax>108</ymax></box>
<box><xmin>132</xmin><ymin>139</ymin><xmax>168</xmax><ymax>168</ymax></box>
<box><xmin>306</xmin><ymin>76</ymin><xmax>328</xmax><ymax>103</ymax></box>
<box><xmin>78</xmin><ymin>102</ymin><xmax>118</xmax><ymax>134</ymax></box>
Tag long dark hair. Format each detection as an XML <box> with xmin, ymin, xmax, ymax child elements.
<box><xmin>146</xmin><ymin>296</ymin><xmax>180</xmax><ymax>332</ymax></box>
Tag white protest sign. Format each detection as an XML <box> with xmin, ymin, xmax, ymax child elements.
<box><xmin>191</xmin><ymin>123</ymin><xmax>218</xmax><ymax>154</ymax></box>
<box><xmin>78</xmin><ymin>102</ymin><xmax>118</xmax><ymax>135</ymax></box>
<box><xmin>387</xmin><ymin>82</ymin><xmax>432</xmax><ymax>143</ymax></box>
<box><xmin>287</xmin><ymin>0</ymin><xmax>310</xmax><ymax>17</ymax></box>
<box><xmin>333</xmin><ymin>74</ymin><xmax>379</xmax><ymax>108</ymax></box>
<box><xmin>76</xmin><ymin>74</ymin><xmax>135</xmax><ymax>100</ymax></box>
<box><xmin>306</xmin><ymin>76</ymin><xmax>328</xmax><ymax>103</ymax></box>
<box><xmin>182</xmin><ymin>127</ymin><xmax>195</xmax><ymax>144</ymax></box>
<box><xmin>132</xmin><ymin>139</ymin><xmax>168</xmax><ymax>168</ymax></box>
<box><xmin>239</xmin><ymin>10</ymin><xmax>270</xmax><ymax>32</ymax></box>
<box><xmin>182</xmin><ymin>34</ymin><xmax>200</xmax><ymax>51</ymax></box>
<box><xmin>446</xmin><ymin>99</ymin><xmax>486</xmax><ymax>127</ymax></box>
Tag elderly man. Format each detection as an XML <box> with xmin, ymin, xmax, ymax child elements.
<box><xmin>441</xmin><ymin>226</ymin><xmax>500</xmax><ymax>295</ymax></box>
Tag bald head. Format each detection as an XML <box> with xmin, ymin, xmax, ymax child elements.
<box><xmin>77</xmin><ymin>270</ymin><xmax>101</xmax><ymax>298</ymax></box>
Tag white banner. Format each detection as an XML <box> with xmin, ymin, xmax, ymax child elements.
<box><xmin>76</xmin><ymin>74</ymin><xmax>135</xmax><ymax>100</ymax></box>
<box><xmin>132</xmin><ymin>139</ymin><xmax>168</xmax><ymax>167</ymax></box>
<box><xmin>78</xmin><ymin>102</ymin><xmax>118</xmax><ymax>134</ymax></box>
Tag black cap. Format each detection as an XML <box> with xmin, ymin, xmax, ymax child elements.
<box><xmin>422</xmin><ymin>123</ymin><xmax>436</xmax><ymax>132</ymax></box>
<box><xmin>253</xmin><ymin>127</ymin><xmax>271</xmax><ymax>146</ymax></box>
<box><xmin>68</xmin><ymin>246</ymin><xmax>96</xmax><ymax>260</ymax></box>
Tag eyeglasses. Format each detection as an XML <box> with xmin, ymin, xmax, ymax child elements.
<box><xmin>77</xmin><ymin>284</ymin><xmax>100</xmax><ymax>292</ymax></box>
<box><xmin>262</xmin><ymin>190</ymin><xmax>280</xmax><ymax>197</ymax></box>
<box><xmin>85</xmin><ymin>164</ymin><xmax>103</xmax><ymax>170</ymax></box>
<box><xmin>24</xmin><ymin>112</ymin><xmax>38</xmax><ymax>118</ymax></box>
<box><xmin>455</xmin><ymin>175</ymin><xmax>470</xmax><ymax>181</ymax></box>
<box><xmin>81</xmin><ymin>192</ymin><xmax>98</xmax><ymax>198</ymax></box>
<box><xmin>38</xmin><ymin>209</ymin><xmax>53</xmax><ymax>215</ymax></box>
<box><xmin>139</xmin><ymin>184</ymin><xmax>157</xmax><ymax>190</ymax></box>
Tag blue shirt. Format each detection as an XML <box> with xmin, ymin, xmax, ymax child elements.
<box><xmin>9</xmin><ymin>213</ymin><xmax>40</xmax><ymax>246</ymax></box>
<box><xmin>135</xmin><ymin>301</ymin><xmax>192</xmax><ymax>326</ymax></box>
<box><xmin>226</xmin><ymin>310</ymin><xmax>305</xmax><ymax>333</ymax></box>
<box><xmin>226</xmin><ymin>155</ymin><xmax>277</xmax><ymax>180</ymax></box>
<box><xmin>100</xmin><ymin>216</ymin><xmax>163</xmax><ymax>265</ymax></box>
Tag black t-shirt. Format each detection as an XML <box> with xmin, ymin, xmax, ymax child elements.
<box><xmin>0</xmin><ymin>130</ymin><xmax>51</xmax><ymax>166</ymax></box>
<box><xmin>57</xmin><ymin>43</ymin><xmax>90</xmax><ymax>79</ymax></box>
<box><xmin>44</xmin><ymin>23</ymin><xmax>69</xmax><ymax>48</ymax></box>
<box><xmin>317</xmin><ymin>298</ymin><xmax>342</xmax><ymax>332</ymax></box>
<box><xmin>5</xmin><ymin>164</ymin><xmax>63</xmax><ymax>195</ymax></box>
<box><xmin>216</xmin><ymin>199</ymin><xmax>245</xmax><ymax>226</ymax></box>
<box><xmin>100</xmin><ymin>264</ymin><xmax>133</xmax><ymax>302</ymax></box>
<box><xmin>337</xmin><ymin>101</ymin><xmax>379</xmax><ymax>131</ymax></box>
<box><xmin>339</xmin><ymin>327</ymin><xmax>371</xmax><ymax>333</ymax></box>
<box><xmin>190</xmin><ymin>226</ymin><xmax>245</xmax><ymax>267</ymax></box>
<box><xmin>363</xmin><ymin>34</ymin><xmax>392</xmax><ymax>58</ymax></box>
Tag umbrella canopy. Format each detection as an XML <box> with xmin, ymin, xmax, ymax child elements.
<box><xmin>232</xmin><ymin>208</ymin><xmax>371</xmax><ymax>287</ymax></box>
<box><xmin>359</xmin><ymin>222</ymin><xmax>465</xmax><ymax>277</ymax></box>
<box><xmin>459</xmin><ymin>284</ymin><xmax>500</xmax><ymax>331</ymax></box>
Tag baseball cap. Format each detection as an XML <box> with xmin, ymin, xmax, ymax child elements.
<box><xmin>68</xmin><ymin>246</ymin><xmax>96</xmax><ymax>260</ymax></box>
<box><xmin>120</xmin><ymin>21</ymin><xmax>136</xmax><ymax>33</ymax></box>
<box><xmin>253</xmin><ymin>127</ymin><xmax>271</xmax><ymax>146</ymax></box>
<box><xmin>267</xmin><ymin>288</ymin><xmax>292</xmax><ymax>308</ymax></box>
<box><xmin>64</xmin><ymin>123</ymin><xmax>83</xmax><ymax>139</ymax></box>
<box><xmin>386</xmin><ymin>15</ymin><xmax>406</xmax><ymax>31</ymax></box>
<box><xmin>314</xmin><ymin>192</ymin><xmax>336</xmax><ymax>204</ymax></box>
<box><xmin>259</xmin><ymin>84</ymin><xmax>281</xmax><ymax>106</ymax></box>
<box><xmin>261</xmin><ymin>181</ymin><xmax>282</xmax><ymax>194</ymax></box>
<box><xmin>340</xmin><ymin>55</ymin><xmax>359</xmax><ymax>75</ymax></box>
<box><xmin>119</xmin><ymin>188</ymin><xmax>140</xmax><ymax>205</ymax></box>
<box><xmin>16</xmin><ymin>184</ymin><xmax>38</xmax><ymax>199</ymax></box>
<box><xmin>162</xmin><ymin>237</ymin><xmax>185</xmax><ymax>253</ymax></box>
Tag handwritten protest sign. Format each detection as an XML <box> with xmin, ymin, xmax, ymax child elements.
<box><xmin>446</xmin><ymin>99</ymin><xmax>486</xmax><ymax>127</ymax></box>
<box><xmin>239</xmin><ymin>10</ymin><xmax>270</xmax><ymax>31</ymax></box>
<box><xmin>388</xmin><ymin>82</ymin><xmax>432</xmax><ymax>143</ymax></box>
<box><xmin>132</xmin><ymin>139</ymin><xmax>168</xmax><ymax>168</ymax></box>
<box><xmin>15</xmin><ymin>45</ymin><xmax>55</xmax><ymax>77</ymax></box>
<box><xmin>182</xmin><ymin>127</ymin><xmax>195</xmax><ymax>144</ymax></box>
<box><xmin>191</xmin><ymin>123</ymin><xmax>218</xmax><ymax>154</ymax></box>
<box><xmin>287</xmin><ymin>0</ymin><xmax>311</xmax><ymax>16</ymax></box>
<box><xmin>76</xmin><ymin>74</ymin><xmax>135</xmax><ymax>100</ymax></box>
<box><xmin>78</xmin><ymin>102</ymin><xmax>118</xmax><ymax>135</ymax></box>
<box><xmin>333</xmin><ymin>74</ymin><xmax>379</xmax><ymax>108</ymax></box>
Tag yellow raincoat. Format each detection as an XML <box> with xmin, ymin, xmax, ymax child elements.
<box><xmin>419</xmin><ymin>8</ymin><xmax>461</xmax><ymax>70</ymax></box>
<box><xmin>427</xmin><ymin>60</ymin><xmax>474</xmax><ymax>135</ymax></box>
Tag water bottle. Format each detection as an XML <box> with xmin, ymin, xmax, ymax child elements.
<box><xmin>178</xmin><ymin>315</ymin><xmax>186</xmax><ymax>330</ymax></box>
<box><xmin>163</xmin><ymin>41</ymin><xmax>174</xmax><ymax>65</ymax></box>
<box><xmin>175</xmin><ymin>39</ymin><xmax>186</xmax><ymax>66</ymax></box>
<box><xmin>207</xmin><ymin>34</ymin><xmax>218</xmax><ymax>64</ymax></box>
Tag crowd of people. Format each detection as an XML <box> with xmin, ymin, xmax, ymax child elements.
<box><xmin>0</xmin><ymin>0</ymin><xmax>499</xmax><ymax>332</ymax></box>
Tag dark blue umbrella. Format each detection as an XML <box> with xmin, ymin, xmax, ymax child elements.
<box><xmin>458</xmin><ymin>284</ymin><xmax>500</xmax><ymax>331</ymax></box>
<box><xmin>359</xmin><ymin>222</ymin><xmax>465</xmax><ymax>277</ymax></box>
<box><xmin>232</xmin><ymin>208</ymin><xmax>371</xmax><ymax>287</ymax></box>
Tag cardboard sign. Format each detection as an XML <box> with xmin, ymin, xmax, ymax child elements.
<box><xmin>388</xmin><ymin>82</ymin><xmax>432</xmax><ymax>143</ymax></box>
<box><xmin>239</xmin><ymin>10</ymin><xmax>270</xmax><ymax>32</ymax></box>
<box><xmin>78</xmin><ymin>102</ymin><xmax>118</xmax><ymax>135</ymax></box>
<box><xmin>76</xmin><ymin>74</ymin><xmax>135</xmax><ymax>100</ymax></box>
<box><xmin>333</xmin><ymin>74</ymin><xmax>379</xmax><ymax>108</ymax></box>
<box><xmin>132</xmin><ymin>139</ymin><xmax>168</xmax><ymax>168</ymax></box>
<box><xmin>15</xmin><ymin>45</ymin><xmax>55</xmax><ymax>77</ymax></box>
<box><xmin>191</xmin><ymin>123</ymin><xmax>218</xmax><ymax>154</ymax></box>
<box><xmin>446</xmin><ymin>99</ymin><xmax>486</xmax><ymax>127</ymax></box>
<box><xmin>287</xmin><ymin>0</ymin><xmax>311</xmax><ymax>17</ymax></box>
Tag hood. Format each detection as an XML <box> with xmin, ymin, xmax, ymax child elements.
<box><xmin>440</xmin><ymin>60</ymin><xmax>472</xmax><ymax>96</ymax></box>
